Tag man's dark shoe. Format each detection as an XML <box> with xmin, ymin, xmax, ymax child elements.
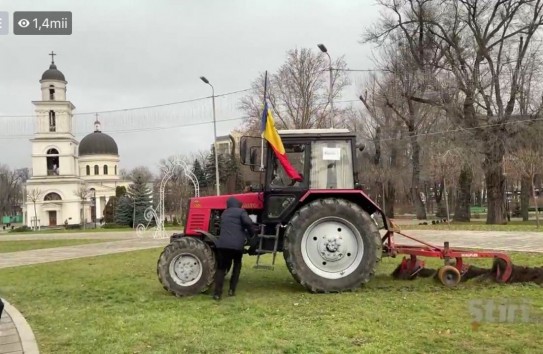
<box><xmin>228</xmin><ymin>289</ymin><xmax>235</xmax><ymax>297</ymax></box>
<box><xmin>213</xmin><ymin>294</ymin><xmax>221</xmax><ymax>301</ymax></box>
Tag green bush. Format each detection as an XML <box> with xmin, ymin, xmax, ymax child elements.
<box><xmin>10</xmin><ymin>225</ymin><xmax>32</xmax><ymax>233</ymax></box>
<box><xmin>172</xmin><ymin>217</ymin><xmax>179</xmax><ymax>226</ymax></box>
<box><xmin>65</xmin><ymin>224</ymin><xmax>81</xmax><ymax>230</ymax></box>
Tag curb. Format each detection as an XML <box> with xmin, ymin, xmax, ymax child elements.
<box><xmin>2</xmin><ymin>298</ymin><xmax>40</xmax><ymax>354</ymax></box>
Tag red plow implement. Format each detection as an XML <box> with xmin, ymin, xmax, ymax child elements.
<box><xmin>383</xmin><ymin>225</ymin><xmax>543</xmax><ymax>287</ymax></box>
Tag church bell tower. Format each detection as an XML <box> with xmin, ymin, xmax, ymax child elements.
<box><xmin>30</xmin><ymin>52</ymin><xmax>78</xmax><ymax>177</ymax></box>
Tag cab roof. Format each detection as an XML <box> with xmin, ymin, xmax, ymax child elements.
<box><xmin>278</xmin><ymin>128</ymin><xmax>354</xmax><ymax>139</ymax></box>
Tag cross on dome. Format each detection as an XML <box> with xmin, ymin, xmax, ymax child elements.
<box><xmin>49</xmin><ymin>51</ymin><xmax>56</xmax><ymax>64</ymax></box>
<box><xmin>94</xmin><ymin>113</ymin><xmax>102</xmax><ymax>132</ymax></box>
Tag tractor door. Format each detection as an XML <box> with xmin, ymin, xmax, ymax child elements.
<box><xmin>262</xmin><ymin>141</ymin><xmax>309</xmax><ymax>223</ymax></box>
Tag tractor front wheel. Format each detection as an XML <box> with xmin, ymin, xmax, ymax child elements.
<box><xmin>283</xmin><ymin>198</ymin><xmax>382</xmax><ymax>293</ymax></box>
<box><xmin>157</xmin><ymin>236</ymin><xmax>216</xmax><ymax>296</ymax></box>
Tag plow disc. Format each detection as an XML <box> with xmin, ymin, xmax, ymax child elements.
<box><xmin>385</xmin><ymin>230</ymin><xmax>543</xmax><ymax>287</ymax></box>
<box><xmin>393</xmin><ymin>259</ymin><xmax>543</xmax><ymax>286</ymax></box>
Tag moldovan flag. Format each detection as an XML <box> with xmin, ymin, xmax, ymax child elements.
<box><xmin>261</xmin><ymin>103</ymin><xmax>302</xmax><ymax>181</ymax></box>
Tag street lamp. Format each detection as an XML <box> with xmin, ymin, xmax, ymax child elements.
<box><xmin>317</xmin><ymin>43</ymin><xmax>334</xmax><ymax>128</ymax></box>
<box><xmin>200</xmin><ymin>76</ymin><xmax>220</xmax><ymax>196</ymax></box>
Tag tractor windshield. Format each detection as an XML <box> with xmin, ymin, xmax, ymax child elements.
<box><xmin>310</xmin><ymin>140</ymin><xmax>354</xmax><ymax>189</ymax></box>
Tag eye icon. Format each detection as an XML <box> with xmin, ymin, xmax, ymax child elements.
<box><xmin>18</xmin><ymin>18</ymin><xmax>30</xmax><ymax>28</ymax></box>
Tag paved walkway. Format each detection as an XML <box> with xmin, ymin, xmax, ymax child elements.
<box><xmin>1</xmin><ymin>299</ymin><xmax>39</xmax><ymax>354</ymax></box>
<box><xmin>391</xmin><ymin>229</ymin><xmax>543</xmax><ymax>253</ymax></box>
<box><xmin>0</xmin><ymin>236</ymin><xmax>168</xmax><ymax>269</ymax></box>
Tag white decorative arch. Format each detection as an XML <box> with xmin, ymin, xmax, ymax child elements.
<box><xmin>136</xmin><ymin>158</ymin><xmax>199</xmax><ymax>239</ymax></box>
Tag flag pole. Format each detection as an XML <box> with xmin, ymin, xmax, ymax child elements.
<box><xmin>260</xmin><ymin>71</ymin><xmax>267</xmax><ymax>171</ymax></box>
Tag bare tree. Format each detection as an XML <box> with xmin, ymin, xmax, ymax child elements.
<box><xmin>157</xmin><ymin>155</ymin><xmax>195</xmax><ymax>222</ymax></box>
<box><xmin>240</xmin><ymin>48</ymin><xmax>350</xmax><ymax>130</ymax></box>
<box><xmin>0</xmin><ymin>165</ymin><xmax>23</xmax><ymax>217</ymax></box>
<box><xmin>427</xmin><ymin>145</ymin><xmax>464</xmax><ymax>223</ymax></box>
<box><xmin>506</xmin><ymin>149</ymin><xmax>542</xmax><ymax>227</ymax></box>
<box><xmin>357</xmin><ymin>77</ymin><xmax>411</xmax><ymax>217</ymax></box>
<box><xmin>74</xmin><ymin>184</ymin><xmax>91</xmax><ymax>229</ymax></box>
<box><xmin>26</xmin><ymin>188</ymin><xmax>42</xmax><ymax>229</ymax></box>
<box><xmin>367</xmin><ymin>0</ymin><xmax>543</xmax><ymax>224</ymax></box>
<box><xmin>127</xmin><ymin>166</ymin><xmax>154</xmax><ymax>183</ymax></box>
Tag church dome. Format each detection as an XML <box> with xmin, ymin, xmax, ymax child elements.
<box><xmin>41</xmin><ymin>63</ymin><xmax>66</xmax><ymax>81</ymax></box>
<box><xmin>79</xmin><ymin>131</ymin><xmax>118</xmax><ymax>156</ymax></box>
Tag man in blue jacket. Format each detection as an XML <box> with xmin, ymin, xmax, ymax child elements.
<box><xmin>213</xmin><ymin>197</ymin><xmax>256</xmax><ymax>300</ymax></box>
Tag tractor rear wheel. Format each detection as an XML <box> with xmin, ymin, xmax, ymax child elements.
<box><xmin>283</xmin><ymin>198</ymin><xmax>382</xmax><ymax>293</ymax></box>
<box><xmin>157</xmin><ymin>236</ymin><xmax>216</xmax><ymax>296</ymax></box>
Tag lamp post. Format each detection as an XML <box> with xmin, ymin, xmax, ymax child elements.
<box><xmin>317</xmin><ymin>43</ymin><xmax>334</xmax><ymax>128</ymax></box>
<box><xmin>200</xmin><ymin>76</ymin><xmax>220</xmax><ymax>196</ymax></box>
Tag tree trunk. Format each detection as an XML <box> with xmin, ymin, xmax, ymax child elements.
<box><xmin>453</xmin><ymin>165</ymin><xmax>472</xmax><ymax>222</ymax></box>
<box><xmin>444</xmin><ymin>180</ymin><xmax>451</xmax><ymax>223</ymax></box>
<box><xmin>410</xmin><ymin>134</ymin><xmax>427</xmax><ymax>220</ymax></box>
<box><xmin>33</xmin><ymin>201</ymin><xmax>37</xmax><ymax>229</ymax></box>
<box><xmin>521</xmin><ymin>176</ymin><xmax>530</xmax><ymax>221</ymax></box>
<box><xmin>532</xmin><ymin>177</ymin><xmax>540</xmax><ymax>229</ymax></box>
<box><xmin>434</xmin><ymin>181</ymin><xmax>447</xmax><ymax>217</ymax></box>
<box><xmin>484</xmin><ymin>143</ymin><xmax>506</xmax><ymax>224</ymax></box>
<box><xmin>385</xmin><ymin>180</ymin><xmax>395</xmax><ymax>218</ymax></box>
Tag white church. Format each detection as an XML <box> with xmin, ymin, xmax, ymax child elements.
<box><xmin>24</xmin><ymin>54</ymin><xmax>130</xmax><ymax>228</ymax></box>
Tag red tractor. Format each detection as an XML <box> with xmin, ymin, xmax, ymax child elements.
<box><xmin>157</xmin><ymin>129</ymin><xmax>513</xmax><ymax>296</ymax></box>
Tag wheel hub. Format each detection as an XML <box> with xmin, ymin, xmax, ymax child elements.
<box><xmin>319</xmin><ymin>235</ymin><xmax>345</xmax><ymax>261</ymax></box>
<box><xmin>301</xmin><ymin>217</ymin><xmax>364</xmax><ymax>279</ymax></box>
<box><xmin>169</xmin><ymin>254</ymin><xmax>203</xmax><ymax>286</ymax></box>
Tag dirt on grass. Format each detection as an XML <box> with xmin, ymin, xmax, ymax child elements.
<box><xmin>393</xmin><ymin>259</ymin><xmax>543</xmax><ymax>285</ymax></box>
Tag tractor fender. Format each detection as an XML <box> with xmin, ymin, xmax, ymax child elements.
<box><xmin>195</xmin><ymin>229</ymin><xmax>218</xmax><ymax>245</ymax></box>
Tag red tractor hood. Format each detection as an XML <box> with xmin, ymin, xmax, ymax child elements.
<box><xmin>188</xmin><ymin>192</ymin><xmax>264</xmax><ymax>211</ymax></box>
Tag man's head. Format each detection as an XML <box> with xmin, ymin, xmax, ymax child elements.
<box><xmin>226</xmin><ymin>197</ymin><xmax>242</xmax><ymax>209</ymax></box>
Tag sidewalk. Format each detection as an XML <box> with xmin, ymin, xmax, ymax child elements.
<box><xmin>0</xmin><ymin>298</ymin><xmax>39</xmax><ymax>354</ymax></box>
<box><xmin>391</xmin><ymin>229</ymin><xmax>543</xmax><ymax>253</ymax></box>
<box><xmin>0</xmin><ymin>237</ymin><xmax>169</xmax><ymax>269</ymax></box>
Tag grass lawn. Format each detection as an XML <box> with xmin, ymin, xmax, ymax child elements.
<box><xmin>1</xmin><ymin>249</ymin><xmax>542</xmax><ymax>353</ymax></box>
<box><xmin>0</xmin><ymin>239</ymin><xmax>118</xmax><ymax>253</ymax></box>
<box><xmin>400</xmin><ymin>220</ymin><xmax>543</xmax><ymax>232</ymax></box>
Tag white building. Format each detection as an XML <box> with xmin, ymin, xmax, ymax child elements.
<box><xmin>24</xmin><ymin>56</ymin><xmax>129</xmax><ymax>228</ymax></box>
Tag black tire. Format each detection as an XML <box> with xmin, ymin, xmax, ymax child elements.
<box><xmin>157</xmin><ymin>237</ymin><xmax>216</xmax><ymax>296</ymax></box>
<box><xmin>283</xmin><ymin>198</ymin><xmax>382</xmax><ymax>293</ymax></box>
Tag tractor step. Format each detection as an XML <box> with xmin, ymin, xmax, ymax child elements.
<box><xmin>253</xmin><ymin>224</ymin><xmax>282</xmax><ymax>270</ymax></box>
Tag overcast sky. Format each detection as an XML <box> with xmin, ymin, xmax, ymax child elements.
<box><xmin>0</xmin><ymin>0</ymin><xmax>380</xmax><ymax>173</ymax></box>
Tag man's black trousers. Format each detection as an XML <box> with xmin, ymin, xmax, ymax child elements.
<box><xmin>213</xmin><ymin>248</ymin><xmax>243</xmax><ymax>297</ymax></box>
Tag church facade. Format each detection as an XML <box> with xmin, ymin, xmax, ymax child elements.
<box><xmin>24</xmin><ymin>56</ymin><xmax>129</xmax><ymax>228</ymax></box>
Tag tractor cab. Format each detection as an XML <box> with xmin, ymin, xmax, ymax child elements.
<box><xmin>241</xmin><ymin>129</ymin><xmax>358</xmax><ymax>223</ymax></box>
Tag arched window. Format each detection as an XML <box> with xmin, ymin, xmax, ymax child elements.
<box><xmin>49</xmin><ymin>85</ymin><xmax>55</xmax><ymax>100</ymax></box>
<box><xmin>94</xmin><ymin>165</ymin><xmax>99</xmax><ymax>175</ymax></box>
<box><xmin>44</xmin><ymin>192</ymin><xmax>62</xmax><ymax>201</ymax></box>
<box><xmin>86</xmin><ymin>165</ymin><xmax>90</xmax><ymax>176</ymax></box>
<box><xmin>49</xmin><ymin>111</ymin><xmax>56</xmax><ymax>132</ymax></box>
<box><xmin>46</xmin><ymin>148</ymin><xmax>59</xmax><ymax>176</ymax></box>
<box><xmin>115</xmin><ymin>165</ymin><xmax>117</xmax><ymax>175</ymax></box>
<box><xmin>104</xmin><ymin>165</ymin><xmax>108</xmax><ymax>175</ymax></box>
